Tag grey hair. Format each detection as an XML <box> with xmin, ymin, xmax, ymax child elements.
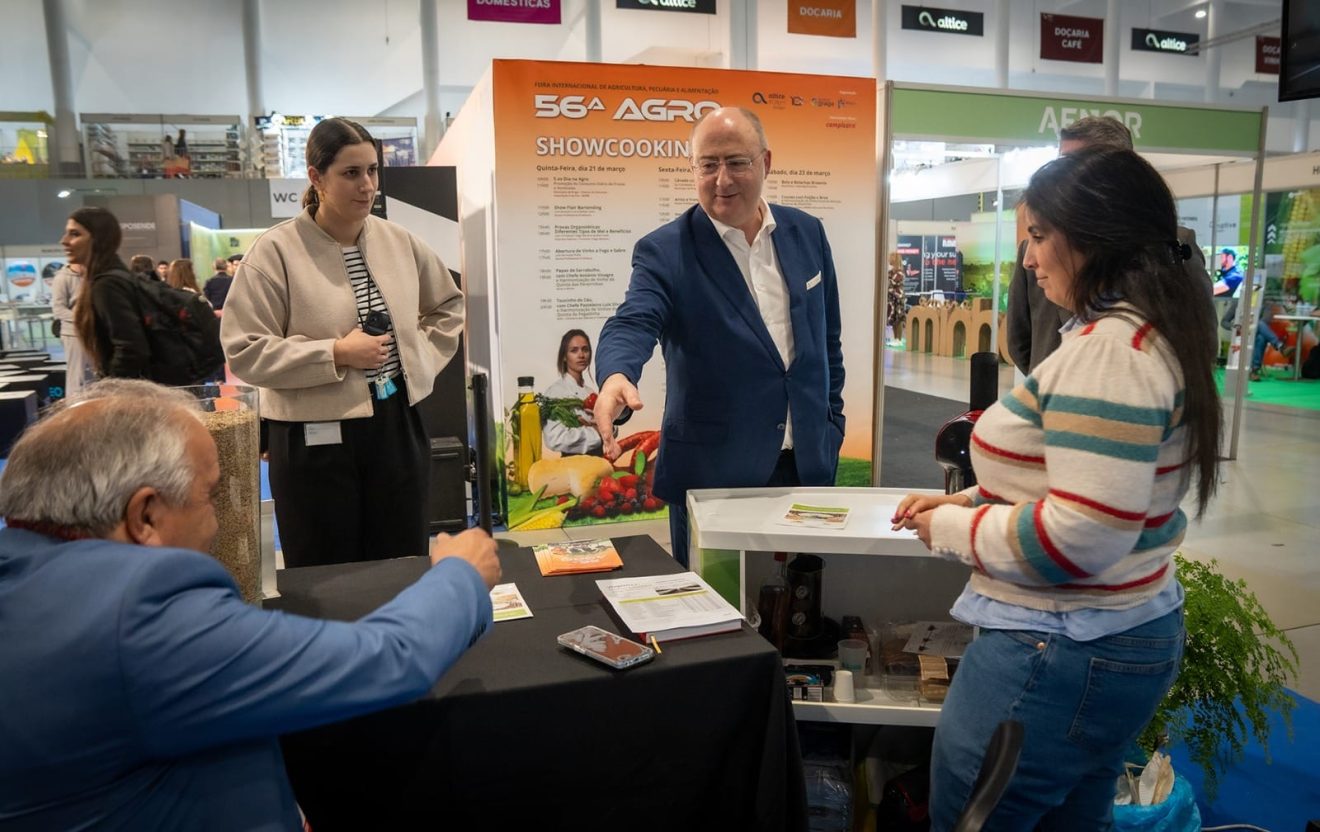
<box><xmin>690</xmin><ymin>107</ymin><xmax>769</xmax><ymax>152</ymax></box>
<box><xmin>1059</xmin><ymin>116</ymin><xmax>1134</xmax><ymax>151</ymax></box>
<box><xmin>0</xmin><ymin>380</ymin><xmax>203</xmax><ymax>537</ymax></box>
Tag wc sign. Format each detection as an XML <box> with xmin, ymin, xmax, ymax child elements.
<box><xmin>269</xmin><ymin>179</ymin><xmax>307</xmax><ymax>218</ymax></box>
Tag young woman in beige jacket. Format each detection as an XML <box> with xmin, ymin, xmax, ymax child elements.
<box><xmin>221</xmin><ymin>118</ymin><xmax>464</xmax><ymax>567</ymax></box>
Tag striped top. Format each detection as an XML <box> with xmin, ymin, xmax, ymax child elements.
<box><xmin>342</xmin><ymin>246</ymin><xmax>401</xmax><ymax>383</ymax></box>
<box><xmin>929</xmin><ymin>307</ymin><xmax>1190</xmax><ymax>612</ymax></box>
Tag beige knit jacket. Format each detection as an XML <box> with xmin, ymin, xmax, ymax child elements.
<box><xmin>220</xmin><ymin>209</ymin><xmax>463</xmax><ymax>423</ymax></box>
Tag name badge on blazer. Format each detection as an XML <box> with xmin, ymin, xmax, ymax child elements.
<box><xmin>805</xmin><ymin>273</ymin><xmax>822</xmax><ymax>291</ymax></box>
<box><xmin>305</xmin><ymin>422</ymin><xmax>343</xmax><ymax>446</ymax></box>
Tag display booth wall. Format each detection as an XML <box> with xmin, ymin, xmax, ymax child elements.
<box><xmin>1165</xmin><ymin>151</ymin><xmax>1320</xmax><ymax>307</ymax></box>
<box><xmin>879</xmin><ymin>83</ymin><xmax>1265</xmax><ymax>461</ymax></box>
<box><xmin>2</xmin><ymin>243</ymin><xmax>65</xmax><ymax>304</ymax></box>
<box><xmin>435</xmin><ymin>59</ymin><xmax>877</xmax><ymax>528</ymax></box>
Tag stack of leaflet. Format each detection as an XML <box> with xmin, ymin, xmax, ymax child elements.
<box><xmin>597</xmin><ymin>572</ymin><xmax>743</xmax><ymax>643</ymax></box>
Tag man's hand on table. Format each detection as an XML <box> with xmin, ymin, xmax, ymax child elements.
<box><xmin>431</xmin><ymin>529</ymin><xmax>502</xmax><ymax>589</ymax></box>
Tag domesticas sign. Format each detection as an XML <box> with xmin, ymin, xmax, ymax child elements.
<box><xmin>467</xmin><ymin>0</ymin><xmax>561</xmax><ymax>24</ymax></box>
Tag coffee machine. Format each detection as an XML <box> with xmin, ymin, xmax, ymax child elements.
<box><xmin>781</xmin><ymin>554</ymin><xmax>838</xmax><ymax>657</ymax></box>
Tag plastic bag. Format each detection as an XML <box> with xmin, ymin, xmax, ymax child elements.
<box><xmin>1112</xmin><ymin>774</ymin><xmax>1200</xmax><ymax>832</ymax></box>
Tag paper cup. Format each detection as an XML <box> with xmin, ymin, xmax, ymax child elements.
<box><xmin>833</xmin><ymin>669</ymin><xmax>856</xmax><ymax>703</ymax></box>
<box><xmin>837</xmin><ymin>638</ymin><xmax>868</xmax><ymax>673</ymax></box>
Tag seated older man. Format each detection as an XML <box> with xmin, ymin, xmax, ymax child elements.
<box><xmin>0</xmin><ymin>379</ymin><xmax>501</xmax><ymax>830</ymax></box>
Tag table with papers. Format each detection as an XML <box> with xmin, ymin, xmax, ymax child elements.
<box><xmin>268</xmin><ymin>534</ymin><xmax>807</xmax><ymax>832</ymax></box>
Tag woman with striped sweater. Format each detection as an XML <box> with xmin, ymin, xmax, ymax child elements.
<box><xmin>894</xmin><ymin>148</ymin><xmax>1221</xmax><ymax>831</ymax></box>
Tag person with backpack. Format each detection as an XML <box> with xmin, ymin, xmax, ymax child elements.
<box><xmin>66</xmin><ymin>208</ymin><xmax>224</xmax><ymax>385</ymax></box>
<box><xmin>66</xmin><ymin>208</ymin><xmax>151</xmax><ymax>380</ymax></box>
<box><xmin>221</xmin><ymin>117</ymin><xmax>464</xmax><ymax>569</ymax></box>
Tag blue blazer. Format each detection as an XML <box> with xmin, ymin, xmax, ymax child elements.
<box><xmin>0</xmin><ymin>529</ymin><xmax>491</xmax><ymax>830</ymax></box>
<box><xmin>596</xmin><ymin>203</ymin><xmax>845</xmax><ymax>504</ymax></box>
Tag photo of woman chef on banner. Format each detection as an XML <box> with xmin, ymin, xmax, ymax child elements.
<box><xmin>502</xmin><ymin>327</ymin><xmax>665</xmax><ymax>532</ymax></box>
<box><xmin>542</xmin><ymin>328</ymin><xmax>603</xmax><ymax>456</ymax></box>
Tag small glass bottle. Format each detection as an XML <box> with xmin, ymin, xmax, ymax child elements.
<box><xmin>514</xmin><ymin>376</ymin><xmax>542</xmax><ymax>488</ymax></box>
<box><xmin>756</xmin><ymin>552</ymin><xmax>791</xmax><ymax>650</ymax></box>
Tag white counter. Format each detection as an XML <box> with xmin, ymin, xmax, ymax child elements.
<box><xmin>687</xmin><ymin>485</ymin><xmax>960</xmax><ymax>728</ymax></box>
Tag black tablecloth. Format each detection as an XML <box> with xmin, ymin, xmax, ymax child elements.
<box><xmin>269</xmin><ymin>534</ymin><xmax>808</xmax><ymax>831</ymax></box>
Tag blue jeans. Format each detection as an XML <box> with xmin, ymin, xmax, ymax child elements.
<box><xmin>930</xmin><ymin>608</ymin><xmax>1184</xmax><ymax>831</ymax></box>
<box><xmin>1252</xmin><ymin>323</ymin><xmax>1284</xmax><ymax>372</ymax></box>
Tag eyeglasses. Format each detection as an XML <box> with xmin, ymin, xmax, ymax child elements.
<box><xmin>692</xmin><ymin>156</ymin><xmax>759</xmax><ymax>177</ymax></box>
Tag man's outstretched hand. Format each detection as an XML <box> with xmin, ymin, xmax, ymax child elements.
<box><xmin>593</xmin><ymin>373</ymin><xmax>645</xmax><ymax>460</ymax></box>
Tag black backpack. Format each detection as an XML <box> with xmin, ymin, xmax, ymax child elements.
<box><xmin>121</xmin><ymin>272</ymin><xmax>225</xmax><ymax>385</ymax></box>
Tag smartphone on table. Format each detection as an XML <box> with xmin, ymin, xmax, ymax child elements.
<box><xmin>557</xmin><ymin>625</ymin><xmax>655</xmax><ymax>670</ymax></box>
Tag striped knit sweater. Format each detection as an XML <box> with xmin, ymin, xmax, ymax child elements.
<box><xmin>929</xmin><ymin>308</ymin><xmax>1189</xmax><ymax>612</ymax></box>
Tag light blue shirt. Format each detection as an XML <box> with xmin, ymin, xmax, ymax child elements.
<box><xmin>950</xmin><ymin>579</ymin><xmax>1184</xmax><ymax>642</ymax></box>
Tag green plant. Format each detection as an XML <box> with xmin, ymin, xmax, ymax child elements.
<box><xmin>1140</xmin><ymin>554</ymin><xmax>1298</xmax><ymax>800</ymax></box>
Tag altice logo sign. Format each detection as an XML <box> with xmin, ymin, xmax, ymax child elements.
<box><xmin>918</xmin><ymin>10</ymin><xmax>964</xmax><ymax>31</ymax></box>
<box><xmin>901</xmin><ymin>5</ymin><xmax>983</xmax><ymax>36</ymax></box>
<box><xmin>1132</xmin><ymin>27</ymin><xmax>1198</xmax><ymax>56</ymax></box>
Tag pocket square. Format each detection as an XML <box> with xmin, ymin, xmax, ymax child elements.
<box><xmin>805</xmin><ymin>273</ymin><xmax>822</xmax><ymax>290</ymax></box>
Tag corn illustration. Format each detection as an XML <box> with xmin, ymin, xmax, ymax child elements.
<box><xmin>511</xmin><ymin>506</ymin><xmax>568</xmax><ymax>531</ymax></box>
<box><xmin>1282</xmin><ymin>190</ymin><xmax>1318</xmax><ymax>287</ymax></box>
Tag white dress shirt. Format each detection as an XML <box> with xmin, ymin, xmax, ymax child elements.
<box><xmin>708</xmin><ymin>199</ymin><xmax>794</xmax><ymax>449</ymax></box>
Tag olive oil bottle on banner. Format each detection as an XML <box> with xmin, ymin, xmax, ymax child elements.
<box><xmin>514</xmin><ymin>376</ymin><xmax>541</xmax><ymax>488</ymax></box>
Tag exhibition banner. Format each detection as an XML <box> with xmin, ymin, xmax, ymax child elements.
<box><xmin>490</xmin><ymin>59</ymin><xmax>877</xmax><ymax>530</ymax></box>
<box><xmin>788</xmin><ymin>0</ymin><xmax>857</xmax><ymax>38</ymax></box>
<box><xmin>895</xmin><ymin>236</ymin><xmax>922</xmax><ymax>295</ymax></box>
<box><xmin>1</xmin><ymin>244</ymin><xmax>68</xmax><ymax>303</ymax></box>
<box><xmin>1039</xmin><ymin>13</ymin><xmax>1103</xmax><ymax>63</ymax></box>
<box><xmin>890</xmin><ymin>87</ymin><xmax>1260</xmax><ymax>153</ymax></box>
<box><xmin>1256</xmin><ymin>37</ymin><xmax>1281</xmax><ymax>75</ymax></box>
<box><xmin>895</xmin><ymin>233</ymin><xmax>960</xmax><ymax>295</ymax></box>
<box><xmin>1265</xmin><ymin>190</ymin><xmax>1320</xmax><ymax>304</ymax></box>
<box><xmin>467</xmin><ymin>0</ymin><xmax>561</xmax><ymax>25</ymax></box>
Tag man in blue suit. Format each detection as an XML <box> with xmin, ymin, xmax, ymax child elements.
<box><xmin>0</xmin><ymin>380</ymin><xmax>501</xmax><ymax>830</ymax></box>
<box><xmin>594</xmin><ymin>107</ymin><xmax>845</xmax><ymax>567</ymax></box>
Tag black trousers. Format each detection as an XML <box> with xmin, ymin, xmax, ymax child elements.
<box><xmin>267</xmin><ymin>391</ymin><xmax>430</xmax><ymax>568</ymax></box>
<box><xmin>668</xmin><ymin>449</ymin><xmax>801</xmax><ymax>569</ymax></box>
